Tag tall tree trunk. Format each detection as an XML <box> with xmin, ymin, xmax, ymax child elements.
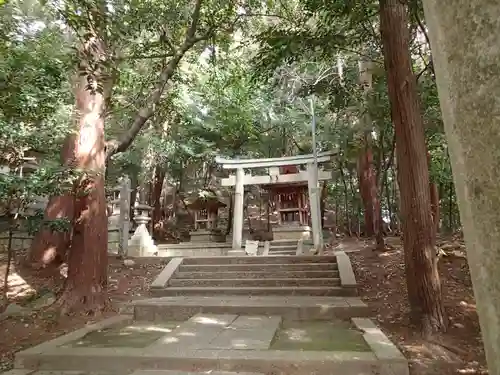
<box><xmin>334</xmin><ymin>191</ymin><xmax>339</xmax><ymax>234</ymax></box>
<box><xmin>56</xmin><ymin>35</ymin><xmax>109</xmax><ymax>314</ymax></box>
<box><xmin>358</xmin><ymin>60</ymin><xmax>380</xmax><ymax>239</ymax></box>
<box><xmin>430</xmin><ymin>182</ymin><xmax>440</xmax><ymax>236</ymax></box>
<box><xmin>151</xmin><ymin>165</ymin><xmax>165</xmax><ymax>234</ymax></box>
<box><xmin>29</xmin><ymin>136</ymin><xmax>75</xmax><ymax>268</ymax></box>
<box><xmin>339</xmin><ymin>162</ymin><xmax>351</xmax><ymax>236</ymax></box>
<box><xmin>320</xmin><ymin>183</ymin><xmax>327</xmax><ymax>228</ymax></box>
<box><xmin>350</xmin><ymin>173</ymin><xmax>361</xmax><ymax>237</ymax></box>
<box><xmin>447</xmin><ymin>181</ymin><xmax>453</xmax><ymax>231</ymax></box>
<box><xmin>375</xmin><ymin>132</ymin><xmax>396</xmax><ymax>246</ymax></box>
<box><xmin>226</xmin><ymin>193</ymin><xmax>234</xmax><ymax>235</ymax></box>
<box><xmin>357</xmin><ymin>146</ymin><xmax>378</xmax><ymax>237</ymax></box>
<box><xmin>422</xmin><ymin>0</ymin><xmax>500</xmax><ymax>367</ymax></box>
<box><xmin>426</xmin><ymin>153</ymin><xmax>440</xmax><ymax>237</ymax></box>
<box><xmin>129</xmin><ymin>171</ymin><xmax>138</xmax><ymax>223</ymax></box>
<box><xmin>385</xmin><ymin>173</ymin><xmax>392</xmax><ymax>230</ymax></box>
<box><xmin>380</xmin><ymin>0</ymin><xmax>447</xmax><ymax>335</ymax></box>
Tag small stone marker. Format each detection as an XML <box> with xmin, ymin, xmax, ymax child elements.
<box><xmin>263</xmin><ymin>241</ymin><xmax>270</xmax><ymax>255</ymax></box>
<box><xmin>296</xmin><ymin>238</ymin><xmax>304</xmax><ymax>255</ymax></box>
<box><xmin>245</xmin><ymin>240</ymin><xmax>259</xmax><ymax>256</ymax></box>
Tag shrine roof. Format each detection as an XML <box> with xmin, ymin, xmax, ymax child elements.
<box><xmin>186</xmin><ymin>189</ymin><xmax>227</xmax><ymax>210</ymax></box>
<box><xmin>260</xmin><ymin>181</ymin><xmax>308</xmax><ymax>190</ymax></box>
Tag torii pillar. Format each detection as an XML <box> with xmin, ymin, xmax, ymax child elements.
<box><xmin>232</xmin><ymin>167</ymin><xmax>245</xmax><ymax>250</ymax></box>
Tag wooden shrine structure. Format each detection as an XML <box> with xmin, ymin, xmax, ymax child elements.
<box><xmin>186</xmin><ymin>193</ymin><xmax>226</xmax><ymax>242</ymax></box>
<box><xmin>216</xmin><ymin>151</ymin><xmax>335</xmax><ymax>252</ymax></box>
<box><xmin>261</xmin><ymin>165</ymin><xmax>309</xmax><ymax>226</ymax></box>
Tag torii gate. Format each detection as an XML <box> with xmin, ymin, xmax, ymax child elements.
<box><xmin>215</xmin><ymin>151</ymin><xmax>335</xmax><ymax>252</ymax></box>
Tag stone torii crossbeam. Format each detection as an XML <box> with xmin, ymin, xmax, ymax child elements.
<box><xmin>216</xmin><ymin>151</ymin><xmax>335</xmax><ymax>252</ymax></box>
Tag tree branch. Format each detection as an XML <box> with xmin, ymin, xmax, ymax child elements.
<box><xmin>185</xmin><ymin>0</ymin><xmax>202</xmax><ymax>42</ymax></box>
<box><xmin>106</xmin><ymin>0</ymin><xmax>211</xmax><ymax>159</ymax></box>
<box><xmin>291</xmin><ymin>137</ymin><xmax>306</xmax><ymax>153</ymax></box>
<box><xmin>117</xmin><ymin>53</ymin><xmax>174</xmax><ymax>61</ymax></box>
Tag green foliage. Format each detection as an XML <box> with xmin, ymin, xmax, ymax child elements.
<box><xmin>0</xmin><ymin>0</ymin><xmax>461</xmax><ymax>237</ymax></box>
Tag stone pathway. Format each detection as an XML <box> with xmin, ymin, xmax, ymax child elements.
<box><xmin>7</xmin><ymin>252</ymin><xmax>409</xmax><ymax>375</ymax></box>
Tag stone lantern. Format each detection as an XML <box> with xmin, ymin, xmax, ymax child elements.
<box><xmin>128</xmin><ymin>204</ymin><xmax>158</xmax><ymax>257</ymax></box>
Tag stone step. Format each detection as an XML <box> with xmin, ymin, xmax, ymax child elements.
<box><xmin>131</xmin><ymin>371</ymin><xmax>264</xmax><ymax>375</ymax></box>
<box><xmin>270</xmin><ymin>240</ymin><xmax>298</xmax><ymax>246</ymax></box>
<box><xmin>168</xmin><ymin>278</ymin><xmax>341</xmax><ymax>288</ymax></box>
<box><xmin>268</xmin><ymin>250</ymin><xmax>297</xmax><ymax>255</ymax></box>
<box><xmin>133</xmin><ymin>295</ymin><xmax>369</xmax><ymax>321</ymax></box>
<box><xmin>2</xmin><ymin>370</ymin><xmax>266</xmax><ymax>375</ymax></box>
<box><xmin>269</xmin><ymin>244</ymin><xmax>297</xmax><ymax>250</ymax></box>
<box><xmin>14</xmin><ymin>315</ymin><xmax>407</xmax><ymax>375</ymax></box>
<box><xmin>16</xmin><ymin>345</ymin><xmax>387</xmax><ymax>375</ymax></box>
<box><xmin>178</xmin><ymin>262</ymin><xmax>339</xmax><ymax>272</ymax></box>
<box><xmin>174</xmin><ymin>270</ymin><xmax>340</xmax><ymax>279</ymax></box>
<box><xmin>181</xmin><ymin>255</ymin><xmax>337</xmax><ymax>265</ymax></box>
<box><xmin>151</xmin><ymin>286</ymin><xmax>355</xmax><ymax>297</ymax></box>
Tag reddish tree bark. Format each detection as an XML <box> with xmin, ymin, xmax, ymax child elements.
<box><xmin>380</xmin><ymin>0</ymin><xmax>447</xmax><ymax>334</ymax></box>
<box><xmin>56</xmin><ymin>39</ymin><xmax>109</xmax><ymax>314</ymax></box>
<box><xmin>357</xmin><ymin>143</ymin><xmax>380</xmax><ymax>237</ymax></box>
<box><xmin>430</xmin><ymin>183</ymin><xmax>440</xmax><ymax>235</ymax></box>
<box><xmin>29</xmin><ymin>136</ymin><xmax>75</xmax><ymax>268</ymax></box>
<box><xmin>427</xmin><ymin>152</ymin><xmax>440</xmax><ymax>237</ymax></box>
<box><xmin>151</xmin><ymin>165</ymin><xmax>166</xmax><ymax>235</ymax></box>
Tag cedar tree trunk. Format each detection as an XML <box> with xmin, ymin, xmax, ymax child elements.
<box><xmin>56</xmin><ymin>39</ymin><xmax>109</xmax><ymax>314</ymax></box>
<box><xmin>29</xmin><ymin>136</ymin><xmax>75</xmax><ymax>267</ymax></box>
<box><xmin>151</xmin><ymin>165</ymin><xmax>166</xmax><ymax>235</ymax></box>
<box><xmin>380</xmin><ymin>0</ymin><xmax>447</xmax><ymax>335</ymax></box>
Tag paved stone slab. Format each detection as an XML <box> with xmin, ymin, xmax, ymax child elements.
<box><xmin>207</xmin><ymin>316</ymin><xmax>281</xmax><ymax>350</ymax></box>
<box><xmin>147</xmin><ymin>314</ymin><xmax>237</xmax><ymax>351</ymax></box>
<box><xmin>6</xmin><ymin>372</ymin><xmax>125</xmax><ymax>375</ymax></box>
<box><xmin>229</xmin><ymin>315</ymin><xmax>281</xmax><ymax>330</ymax></box>
<box><xmin>131</xmin><ymin>371</ymin><xmax>264</xmax><ymax>375</ymax></box>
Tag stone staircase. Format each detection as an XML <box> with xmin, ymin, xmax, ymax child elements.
<box><xmin>11</xmin><ymin>251</ymin><xmax>409</xmax><ymax>375</ymax></box>
<box><xmin>150</xmin><ymin>255</ymin><xmax>354</xmax><ymax>297</ymax></box>
<box><xmin>267</xmin><ymin>239</ymin><xmax>301</xmax><ymax>255</ymax></box>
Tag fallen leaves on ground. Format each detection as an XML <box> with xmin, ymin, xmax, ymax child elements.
<box><xmin>0</xmin><ymin>252</ymin><xmax>163</xmax><ymax>372</ymax></box>
<box><xmin>348</xmin><ymin>236</ymin><xmax>487</xmax><ymax>375</ymax></box>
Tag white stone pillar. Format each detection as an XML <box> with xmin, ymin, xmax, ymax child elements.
<box><xmin>307</xmin><ymin>163</ymin><xmax>322</xmax><ymax>252</ymax></box>
<box><xmin>232</xmin><ymin>168</ymin><xmax>245</xmax><ymax>249</ymax></box>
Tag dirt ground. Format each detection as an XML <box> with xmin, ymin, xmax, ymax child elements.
<box><xmin>0</xmin><ymin>238</ymin><xmax>488</xmax><ymax>375</ymax></box>
<box><xmin>342</xmin><ymin>236</ymin><xmax>487</xmax><ymax>375</ymax></box>
<box><xmin>0</xmin><ymin>251</ymin><xmax>164</xmax><ymax>372</ymax></box>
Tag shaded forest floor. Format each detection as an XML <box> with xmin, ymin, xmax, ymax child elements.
<box><xmin>0</xmin><ymin>253</ymin><xmax>164</xmax><ymax>372</ymax></box>
<box><xmin>0</xmin><ymin>237</ymin><xmax>487</xmax><ymax>374</ymax></box>
<box><xmin>342</xmin><ymin>236</ymin><xmax>487</xmax><ymax>375</ymax></box>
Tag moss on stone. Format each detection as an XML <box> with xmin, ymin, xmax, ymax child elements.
<box><xmin>66</xmin><ymin>321</ymin><xmax>180</xmax><ymax>348</ymax></box>
<box><xmin>270</xmin><ymin>320</ymin><xmax>371</xmax><ymax>352</ymax></box>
